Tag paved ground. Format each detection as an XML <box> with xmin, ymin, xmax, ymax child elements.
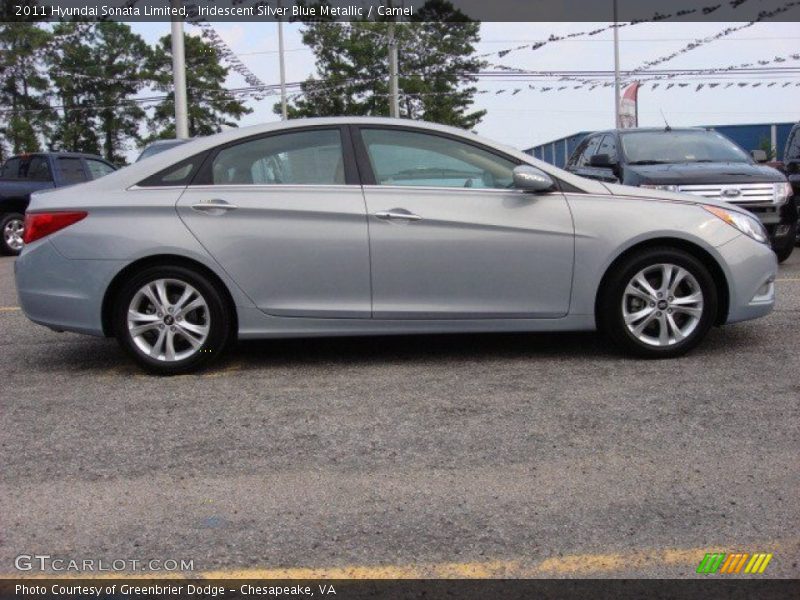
<box><xmin>0</xmin><ymin>252</ymin><xmax>798</xmax><ymax>579</ymax></box>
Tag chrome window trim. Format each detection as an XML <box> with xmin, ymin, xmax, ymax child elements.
<box><xmin>361</xmin><ymin>184</ymin><xmax>538</xmax><ymax>195</ymax></box>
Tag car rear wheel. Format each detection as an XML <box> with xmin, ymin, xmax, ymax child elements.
<box><xmin>598</xmin><ymin>248</ymin><xmax>718</xmax><ymax>358</ymax></box>
<box><xmin>112</xmin><ymin>265</ymin><xmax>233</xmax><ymax>374</ymax></box>
<box><xmin>1</xmin><ymin>212</ymin><xmax>25</xmax><ymax>256</ymax></box>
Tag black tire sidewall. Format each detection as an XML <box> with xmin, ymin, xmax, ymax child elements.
<box><xmin>773</xmin><ymin>222</ymin><xmax>796</xmax><ymax>263</ymax></box>
<box><xmin>112</xmin><ymin>265</ymin><xmax>232</xmax><ymax>374</ymax></box>
<box><xmin>600</xmin><ymin>248</ymin><xmax>718</xmax><ymax>358</ymax></box>
<box><xmin>0</xmin><ymin>212</ymin><xmax>25</xmax><ymax>256</ymax></box>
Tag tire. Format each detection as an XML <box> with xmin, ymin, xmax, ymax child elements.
<box><xmin>597</xmin><ymin>247</ymin><xmax>718</xmax><ymax>358</ymax></box>
<box><xmin>774</xmin><ymin>231</ymin><xmax>795</xmax><ymax>263</ymax></box>
<box><xmin>0</xmin><ymin>212</ymin><xmax>25</xmax><ymax>256</ymax></box>
<box><xmin>112</xmin><ymin>265</ymin><xmax>234</xmax><ymax>374</ymax></box>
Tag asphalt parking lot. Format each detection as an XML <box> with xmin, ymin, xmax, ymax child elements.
<box><xmin>1</xmin><ymin>252</ymin><xmax>798</xmax><ymax>579</ymax></box>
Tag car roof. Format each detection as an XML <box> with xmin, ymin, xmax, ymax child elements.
<box><xmin>591</xmin><ymin>127</ymin><xmax>711</xmax><ymax>136</ymax></box>
<box><xmin>145</xmin><ymin>139</ymin><xmax>189</xmax><ymax>147</ymax></box>
<box><xmin>6</xmin><ymin>151</ymin><xmax>111</xmax><ymax>161</ymax></box>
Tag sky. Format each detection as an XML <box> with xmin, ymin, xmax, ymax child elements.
<box><xmin>129</xmin><ymin>20</ymin><xmax>800</xmax><ymax>153</ymax></box>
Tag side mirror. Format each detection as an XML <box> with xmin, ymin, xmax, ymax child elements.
<box><xmin>513</xmin><ymin>165</ymin><xmax>554</xmax><ymax>192</ymax></box>
<box><xmin>751</xmin><ymin>149</ymin><xmax>768</xmax><ymax>163</ymax></box>
<box><xmin>589</xmin><ymin>153</ymin><xmax>617</xmax><ymax>168</ymax></box>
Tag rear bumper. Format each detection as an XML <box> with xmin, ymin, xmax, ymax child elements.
<box><xmin>15</xmin><ymin>240</ymin><xmax>123</xmax><ymax>336</ymax></box>
<box><xmin>717</xmin><ymin>234</ymin><xmax>777</xmax><ymax>324</ymax></box>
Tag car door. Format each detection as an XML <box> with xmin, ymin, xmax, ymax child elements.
<box><xmin>354</xmin><ymin>126</ymin><xmax>574</xmax><ymax>319</ymax></box>
<box><xmin>176</xmin><ymin>126</ymin><xmax>371</xmax><ymax>318</ymax></box>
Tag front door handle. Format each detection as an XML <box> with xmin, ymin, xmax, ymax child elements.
<box><xmin>373</xmin><ymin>210</ymin><xmax>422</xmax><ymax>222</ymax></box>
<box><xmin>191</xmin><ymin>199</ymin><xmax>238</xmax><ymax>214</ymax></box>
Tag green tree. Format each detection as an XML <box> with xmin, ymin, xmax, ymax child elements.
<box><xmin>282</xmin><ymin>0</ymin><xmax>486</xmax><ymax>129</ymax></box>
<box><xmin>47</xmin><ymin>23</ymin><xmax>102</xmax><ymax>155</ymax></box>
<box><xmin>47</xmin><ymin>22</ymin><xmax>150</xmax><ymax>163</ymax></box>
<box><xmin>0</xmin><ymin>22</ymin><xmax>54</xmax><ymax>158</ymax></box>
<box><xmin>90</xmin><ymin>22</ymin><xmax>150</xmax><ymax>164</ymax></box>
<box><xmin>147</xmin><ymin>33</ymin><xmax>251</xmax><ymax>139</ymax></box>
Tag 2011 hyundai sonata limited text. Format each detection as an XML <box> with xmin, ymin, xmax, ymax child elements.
<box><xmin>15</xmin><ymin>118</ymin><xmax>777</xmax><ymax>374</ymax></box>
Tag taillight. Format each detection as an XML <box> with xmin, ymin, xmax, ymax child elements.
<box><xmin>23</xmin><ymin>211</ymin><xmax>87</xmax><ymax>244</ymax></box>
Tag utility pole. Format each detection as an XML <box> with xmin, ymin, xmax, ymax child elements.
<box><xmin>612</xmin><ymin>0</ymin><xmax>621</xmax><ymax>128</ymax></box>
<box><xmin>170</xmin><ymin>0</ymin><xmax>189</xmax><ymax>138</ymax></box>
<box><xmin>278</xmin><ymin>1</ymin><xmax>288</xmax><ymax>119</ymax></box>
<box><xmin>388</xmin><ymin>19</ymin><xmax>399</xmax><ymax>118</ymax></box>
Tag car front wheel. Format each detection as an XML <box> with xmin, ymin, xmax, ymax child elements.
<box><xmin>112</xmin><ymin>265</ymin><xmax>234</xmax><ymax>374</ymax></box>
<box><xmin>1</xmin><ymin>212</ymin><xmax>25</xmax><ymax>256</ymax></box>
<box><xmin>598</xmin><ymin>248</ymin><xmax>718</xmax><ymax>358</ymax></box>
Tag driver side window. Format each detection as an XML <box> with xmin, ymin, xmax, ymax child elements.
<box><xmin>360</xmin><ymin>128</ymin><xmax>516</xmax><ymax>189</ymax></box>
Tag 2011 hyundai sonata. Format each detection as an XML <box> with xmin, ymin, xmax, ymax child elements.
<box><xmin>15</xmin><ymin>117</ymin><xmax>777</xmax><ymax>374</ymax></box>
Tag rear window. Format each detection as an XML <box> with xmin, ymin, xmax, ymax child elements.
<box><xmin>58</xmin><ymin>158</ymin><xmax>88</xmax><ymax>184</ymax></box>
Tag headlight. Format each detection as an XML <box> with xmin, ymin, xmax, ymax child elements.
<box><xmin>640</xmin><ymin>184</ymin><xmax>679</xmax><ymax>192</ymax></box>
<box><xmin>703</xmin><ymin>205</ymin><xmax>768</xmax><ymax>244</ymax></box>
<box><xmin>774</xmin><ymin>182</ymin><xmax>792</xmax><ymax>205</ymax></box>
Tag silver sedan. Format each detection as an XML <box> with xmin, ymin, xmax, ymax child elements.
<box><xmin>15</xmin><ymin>118</ymin><xmax>777</xmax><ymax>374</ymax></box>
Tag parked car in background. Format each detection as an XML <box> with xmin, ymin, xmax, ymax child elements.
<box><xmin>0</xmin><ymin>152</ymin><xmax>116</xmax><ymax>255</ymax></box>
<box><xmin>15</xmin><ymin>118</ymin><xmax>777</xmax><ymax>374</ymax></box>
<box><xmin>565</xmin><ymin>127</ymin><xmax>796</xmax><ymax>262</ymax></box>
<box><xmin>782</xmin><ymin>122</ymin><xmax>800</xmax><ymax>245</ymax></box>
<box><xmin>136</xmin><ymin>139</ymin><xmax>190</xmax><ymax>162</ymax></box>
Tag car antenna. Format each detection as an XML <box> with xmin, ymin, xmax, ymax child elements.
<box><xmin>660</xmin><ymin>109</ymin><xmax>672</xmax><ymax>132</ymax></box>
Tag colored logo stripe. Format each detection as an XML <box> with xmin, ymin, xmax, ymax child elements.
<box><xmin>697</xmin><ymin>553</ymin><xmax>725</xmax><ymax>573</ymax></box>
<box><xmin>744</xmin><ymin>553</ymin><xmax>773</xmax><ymax>574</ymax></box>
<box><xmin>697</xmin><ymin>552</ymin><xmax>772</xmax><ymax>574</ymax></box>
<box><xmin>719</xmin><ymin>553</ymin><xmax>749</xmax><ymax>573</ymax></box>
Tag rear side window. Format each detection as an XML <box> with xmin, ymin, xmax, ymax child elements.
<box><xmin>1</xmin><ymin>158</ymin><xmax>20</xmax><ymax>179</ymax></box>
<box><xmin>58</xmin><ymin>158</ymin><xmax>88</xmax><ymax>184</ymax></box>
<box><xmin>210</xmin><ymin>129</ymin><xmax>345</xmax><ymax>185</ymax></box>
<box><xmin>27</xmin><ymin>156</ymin><xmax>52</xmax><ymax>182</ymax></box>
<box><xmin>137</xmin><ymin>152</ymin><xmax>206</xmax><ymax>187</ymax></box>
<box><xmin>86</xmin><ymin>159</ymin><xmax>115</xmax><ymax>180</ymax></box>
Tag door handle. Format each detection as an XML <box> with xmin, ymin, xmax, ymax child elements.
<box><xmin>373</xmin><ymin>210</ymin><xmax>422</xmax><ymax>222</ymax></box>
<box><xmin>191</xmin><ymin>199</ymin><xmax>238</xmax><ymax>214</ymax></box>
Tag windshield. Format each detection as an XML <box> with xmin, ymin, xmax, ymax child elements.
<box><xmin>620</xmin><ymin>130</ymin><xmax>751</xmax><ymax>164</ymax></box>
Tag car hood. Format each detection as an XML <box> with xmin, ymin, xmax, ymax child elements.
<box><xmin>628</xmin><ymin>161</ymin><xmax>786</xmax><ymax>184</ymax></box>
<box><xmin>600</xmin><ymin>182</ymin><xmax>752</xmax><ymax>213</ymax></box>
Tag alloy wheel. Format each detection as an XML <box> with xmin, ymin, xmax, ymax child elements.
<box><xmin>127</xmin><ymin>278</ymin><xmax>210</xmax><ymax>362</ymax></box>
<box><xmin>3</xmin><ymin>218</ymin><xmax>24</xmax><ymax>252</ymax></box>
<box><xmin>622</xmin><ymin>263</ymin><xmax>704</xmax><ymax>347</ymax></box>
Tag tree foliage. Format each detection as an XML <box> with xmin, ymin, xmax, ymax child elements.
<box><xmin>0</xmin><ymin>22</ymin><xmax>253</xmax><ymax>164</ymax></box>
<box><xmin>282</xmin><ymin>0</ymin><xmax>486</xmax><ymax>129</ymax></box>
<box><xmin>147</xmin><ymin>33</ymin><xmax>251</xmax><ymax>139</ymax></box>
<box><xmin>0</xmin><ymin>22</ymin><xmax>53</xmax><ymax>158</ymax></box>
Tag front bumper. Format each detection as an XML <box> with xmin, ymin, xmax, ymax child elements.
<box><xmin>716</xmin><ymin>234</ymin><xmax>777</xmax><ymax>324</ymax></box>
<box><xmin>15</xmin><ymin>239</ymin><xmax>124</xmax><ymax>336</ymax></box>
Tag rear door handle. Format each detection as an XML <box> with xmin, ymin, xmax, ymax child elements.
<box><xmin>191</xmin><ymin>199</ymin><xmax>238</xmax><ymax>214</ymax></box>
<box><xmin>372</xmin><ymin>210</ymin><xmax>422</xmax><ymax>222</ymax></box>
